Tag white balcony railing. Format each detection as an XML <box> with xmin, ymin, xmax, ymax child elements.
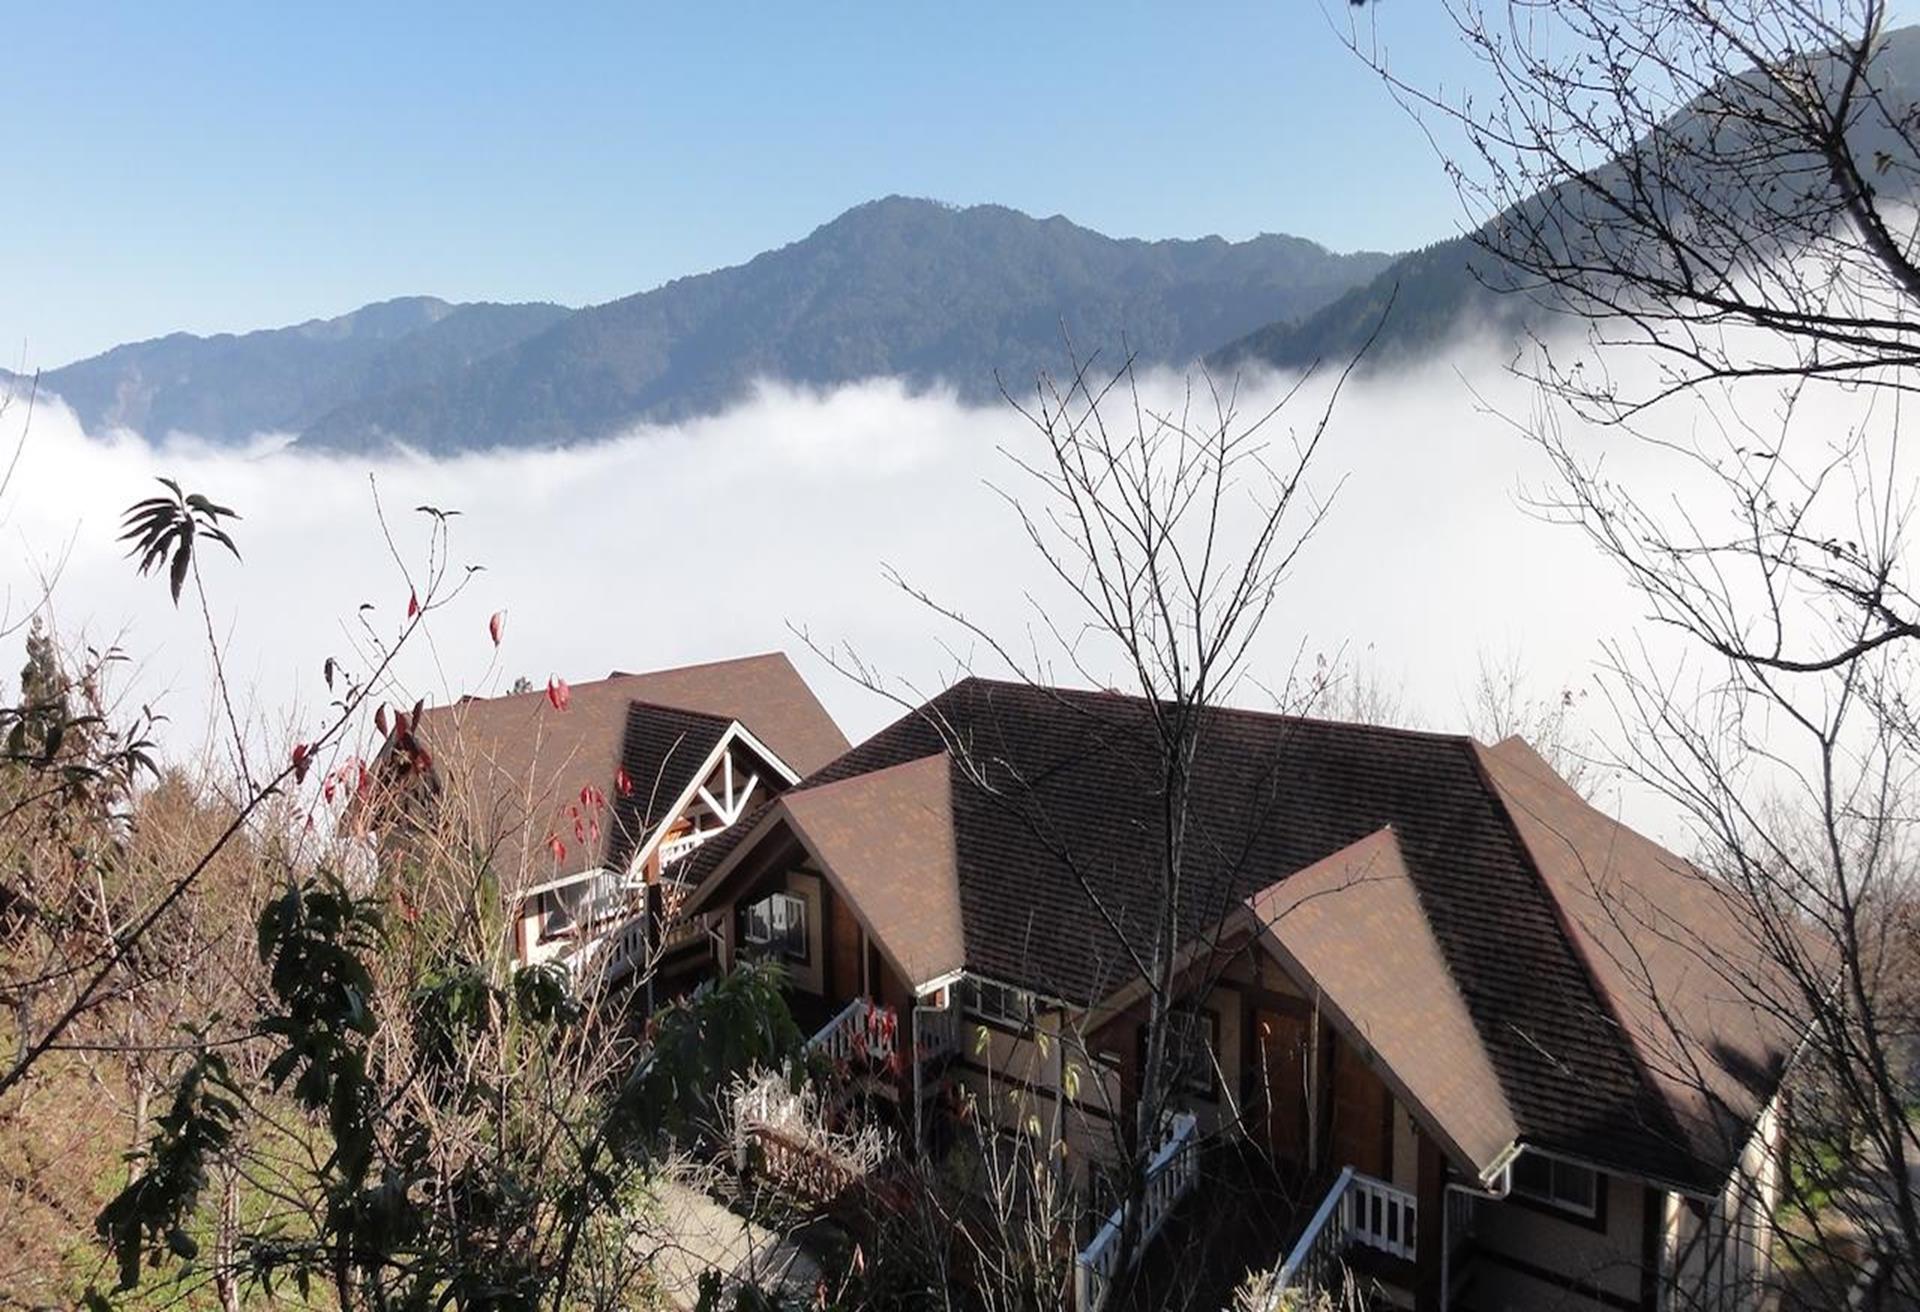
<box><xmin>1349</xmin><ymin>1171</ymin><xmax>1418</xmax><ymax>1260</ymax></box>
<box><xmin>1251</xmin><ymin>1167</ymin><xmax>1420</xmax><ymax>1309</ymax></box>
<box><xmin>914</xmin><ymin>999</ymin><xmax>960</xmax><ymax>1065</ymax></box>
<box><xmin>1073</xmin><ymin>1110</ymin><xmax>1201</xmax><ymax>1312</ymax></box>
<box><xmin>657</xmin><ymin>831</ymin><xmax>711</xmax><ymax>868</ymax></box>
<box><xmin>560</xmin><ymin>913</ymin><xmax>647</xmax><ymax>987</ymax></box>
<box><xmin>806</xmin><ymin>996</ymin><xmax>899</xmax><ymax>1067</ymax></box>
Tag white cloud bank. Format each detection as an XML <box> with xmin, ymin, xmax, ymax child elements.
<box><xmin>0</xmin><ymin>345</ymin><xmax>1741</xmax><ymax>833</ymax></box>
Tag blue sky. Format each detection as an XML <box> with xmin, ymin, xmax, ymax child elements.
<box><xmin>3</xmin><ymin>3</ymin><xmax>1491</xmax><ymax>366</ymax></box>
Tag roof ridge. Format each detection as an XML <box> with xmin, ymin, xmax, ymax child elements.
<box><xmin>1460</xmin><ymin>737</ymin><xmax>1697</xmax><ymax>1177</ymax></box>
<box><xmin>605</xmin><ymin>650</ymin><xmax>793</xmax><ymax>678</ymax></box>
<box><xmin>785</xmin><ymin>748</ymin><xmax>951</xmax><ymax>801</ymax></box>
<box><xmin>950</xmin><ymin>674</ymin><xmax>1488</xmax><ymax>747</ymax></box>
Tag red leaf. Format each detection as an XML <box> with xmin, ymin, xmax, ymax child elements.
<box><xmin>290</xmin><ymin>742</ymin><xmax>313</xmax><ymax>783</ymax></box>
<box><xmin>488</xmin><ymin>611</ymin><xmax>504</xmax><ymax>646</ymax></box>
<box><xmin>615</xmin><ymin>767</ymin><xmax>633</xmax><ymax>797</ymax></box>
<box><xmin>546</xmin><ymin>677</ymin><xmax>571</xmax><ymax>712</ymax></box>
<box><xmin>573</xmin><ymin>818</ymin><xmax>586</xmax><ymax>844</ymax></box>
<box><xmin>579</xmin><ymin>785</ymin><xmax>592</xmax><ymax>808</ymax></box>
<box><xmin>407</xmin><ymin>590</ymin><xmax>420</xmax><ymax>619</ymax></box>
<box><xmin>547</xmin><ymin>834</ymin><xmax>567</xmax><ymax>862</ymax></box>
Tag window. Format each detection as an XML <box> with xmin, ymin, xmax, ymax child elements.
<box><xmin>1141</xmin><ymin>1009</ymin><xmax>1218</xmax><ymax>1100</ymax></box>
<box><xmin>964</xmin><ymin>978</ymin><xmax>1033</xmax><ymax>1028</ymax></box>
<box><xmin>742</xmin><ymin>891</ymin><xmax>807</xmax><ymax>960</ymax></box>
<box><xmin>1512</xmin><ymin>1153</ymin><xmax>1600</xmax><ymax>1218</ymax></box>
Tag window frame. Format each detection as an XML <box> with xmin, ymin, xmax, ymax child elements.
<box><xmin>1511</xmin><ymin>1153</ymin><xmax>1602</xmax><ymax>1221</ymax></box>
<box><xmin>742</xmin><ymin>889</ymin><xmax>808</xmax><ymax>962</ymax></box>
<box><xmin>964</xmin><ymin>978</ymin><xmax>1034</xmax><ymax>1030</ymax></box>
<box><xmin>537</xmin><ymin>871</ymin><xmax>623</xmax><ymax>941</ymax></box>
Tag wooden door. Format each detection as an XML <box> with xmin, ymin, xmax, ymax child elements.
<box><xmin>1255</xmin><ymin>1008</ymin><xmax>1310</xmax><ymax>1165</ymax></box>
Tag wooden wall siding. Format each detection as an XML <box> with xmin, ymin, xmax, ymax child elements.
<box><xmin>827</xmin><ymin>883</ymin><xmax>862</xmax><ymax>1001</ymax></box>
<box><xmin>1087</xmin><ymin>989</ymin><xmax>1243</xmax><ymax>1125</ymax></box>
<box><xmin>1472</xmin><ymin>1172</ymin><xmax>1647</xmax><ymax>1311</ymax></box>
<box><xmin>1391</xmin><ymin>1097</ymin><xmax>1421</xmax><ymax>1193</ymax></box>
<box><xmin>1330</xmin><ymin>1034</ymin><xmax>1391</xmax><ymax>1179</ymax></box>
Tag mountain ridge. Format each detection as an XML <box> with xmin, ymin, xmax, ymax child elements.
<box><xmin>1213</xmin><ymin>23</ymin><xmax>1920</xmax><ymax>374</ymax></box>
<box><xmin>30</xmin><ymin>198</ymin><xmax>1392</xmax><ymax>453</ymax></box>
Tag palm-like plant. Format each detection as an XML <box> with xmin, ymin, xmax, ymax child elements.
<box><xmin>119</xmin><ymin>478</ymin><xmax>241</xmax><ymax>604</ymax></box>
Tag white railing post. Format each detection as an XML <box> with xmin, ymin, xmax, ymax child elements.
<box><xmin>658</xmin><ymin>831</ymin><xmax>710</xmax><ymax>867</ymax></box>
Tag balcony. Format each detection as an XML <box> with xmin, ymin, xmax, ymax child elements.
<box><xmin>658</xmin><ymin>830</ymin><xmax>712</xmax><ymax>868</ymax></box>
<box><xmin>556</xmin><ymin>912</ymin><xmax>647</xmax><ymax>987</ymax></box>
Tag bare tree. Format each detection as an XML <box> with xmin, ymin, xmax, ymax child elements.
<box><xmin>1463</xmin><ymin>645</ymin><xmax>1594</xmax><ymax>795</ymax></box>
<box><xmin>1363</xmin><ymin>0</ymin><xmax>1920</xmax><ymax>1303</ymax></box>
<box><xmin>1366</xmin><ymin>0</ymin><xmax>1920</xmax><ymax>417</ymax></box>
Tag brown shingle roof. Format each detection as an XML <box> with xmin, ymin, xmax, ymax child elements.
<box><xmin>686</xmin><ymin>676</ymin><xmax>1793</xmax><ymax>1191</ymax></box>
<box><xmin>409</xmin><ymin>652</ymin><xmax>848</xmax><ymax>886</ymax></box>
<box><xmin>1472</xmin><ymin>736</ymin><xmax>1799</xmax><ymax>1181</ymax></box>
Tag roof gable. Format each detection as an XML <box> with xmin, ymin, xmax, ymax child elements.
<box><xmin>1247</xmin><ymin>827</ymin><xmax>1520</xmax><ymax>1181</ymax></box>
<box><xmin>780</xmin><ymin>752</ymin><xmax>965</xmax><ymax>989</ymax></box>
<box><xmin>407</xmin><ymin>652</ymin><xmax>846</xmax><ymax>885</ymax></box>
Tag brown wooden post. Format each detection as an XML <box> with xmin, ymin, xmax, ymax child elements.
<box><xmin>1415</xmin><ymin>1132</ymin><xmax>1446</xmax><ymax>1312</ymax></box>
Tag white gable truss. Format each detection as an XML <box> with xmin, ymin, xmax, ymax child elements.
<box><xmin>625</xmin><ymin>721</ymin><xmax>801</xmax><ymax>880</ymax></box>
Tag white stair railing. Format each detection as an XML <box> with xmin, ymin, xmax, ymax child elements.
<box><xmin>1249</xmin><ymin>1167</ymin><xmax>1420</xmax><ymax>1309</ymax></box>
<box><xmin>1073</xmin><ymin>1110</ymin><xmax>1201</xmax><ymax>1312</ymax></box>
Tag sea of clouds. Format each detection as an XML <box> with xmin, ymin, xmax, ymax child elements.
<box><xmin>0</xmin><ymin>336</ymin><xmax>1843</xmax><ymax>840</ymax></box>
